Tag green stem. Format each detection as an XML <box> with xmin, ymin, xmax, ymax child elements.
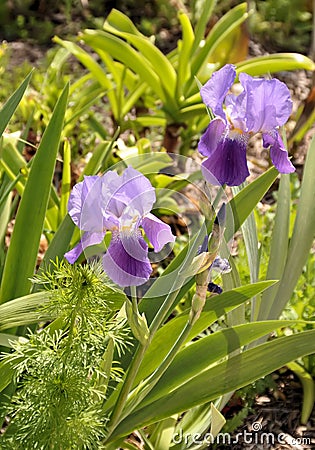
<box><xmin>130</xmin><ymin>285</ymin><xmax>138</xmax><ymax>314</ymax></box>
<box><xmin>117</xmin><ymin>319</ymin><xmax>193</xmax><ymax>424</ymax></box>
<box><xmin>105</xmin><ymin>279</ymin><xmax>185</xmax><ymax>441</ymax></box>
<box><xmin>105</xmin><ymin>226</ymin><xmax>207</xmax><ymax>441</ymax></box>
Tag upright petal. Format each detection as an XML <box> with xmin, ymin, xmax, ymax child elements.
<box><xmin>68</xmin><ymin>176</ymin><xmax>104</xmax><ymax>231</ymax></box>
<box><xmin>103</xmin><ymin>167</ymin><xmax>156</xmax><ymax>218</ymax></box>
<box><xmin>103</xmin><ymin>235</ymin><xmax>152</xmax><ymax>287</ymax></box>
<box><xmin>263</xmin><ymin>131</ymin><xmax>295</xmax><ymax>173</ymax></box>
<box><xmin>239</xmin><ymin>73</ymin><xmax>292</xmax><ymax>133</ymax></box>
<box><xmin>65</xmin><ymin>231</ymin><xmax>106</xmax><ymax>263</ymax></box>
<box><xmin>201</xmin><ymin>135</ymin><xmax>249</xmax><ymax>186</ymax></box>
<box><xmin>101</xmin><ymin>170</ymin><xmax>127</xmax><ymax>218</ymax></box>
<box><xmin>141</xmin><ymin>213</ymin><xmax>175</xmax><ymax>252</ymax></box>
<box><xmin>225</xmin><ymin>90</ymin><xmax>248</xmax><ymax>131</ymax></box>
<box><xmin>121</xmin><ymin>166</ymin><xmax>156</xmax><ymax>216</ymax></box>
<box><xmin>200</xmin><ymin>64</ymin><xmax>236</xmax><ymax>120</ymax></box>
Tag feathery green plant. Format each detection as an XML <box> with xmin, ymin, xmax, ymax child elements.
<box><xmin>1</xmin><ymin>261</ymin><xmax>130</xmax><ymax>449</ymax></box>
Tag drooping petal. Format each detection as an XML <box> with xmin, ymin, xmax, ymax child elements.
<box><xmin>103</xmin><ymin>234</ymin><xmax>152</xmax><ymax>287</ymax></box>
<box><xmin>200</xmin><ymin>64</ymin><xmax>236</xmax><ymax>120</ymax></box>
<box><xmin>201</xmin><ymin>135</ymin><xmax>249</xmax><ymax>186</ymax></box>
<box><xmin>65</xmin><ymin>231</ymin><xmax>106</xmax><ymax>263</ymax></box>
<box><xmin>263</xmin><ymin>131</ymin><xmax>295</xmax><ymax>173</ymax></box>
<box><xmin>141</xmin><ymin>213</ymin><xmax>175</xmax><ymax>252</ymax></box>
<box><xmin>198</xmin><ymin>117</ymin><xmax>227</xmax><ymax>157</ymax></box>
<box><xmin>239</xmin><ymin>73</ymin><xmax>292</xmax><ymax>133</ymax></box>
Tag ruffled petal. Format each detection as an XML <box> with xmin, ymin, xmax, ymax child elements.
<box><xmin>225</xmin><ymin>90</ymin><xmax>247</xmax><ymax>131</ymax></box>
<box><xmin>239</xmin><ymin>73</ymin><xmax>292</xmax><ymax>133</ymax></box>
<box><xmin>103</xmin><ymin>235</ymin><xmax>152</xmax><ymax>287</ymax></box>
<box><xmin>100</xmin><ymin>170</ymin><xmax>127</xmax><ymax>218</ymax></box>
<box><xmin>263</xmin><ymin>131</ymin><xmax>295</xmax><ymax>173</ymax></box>
<box><xmin>201</xmin><ymin>135</ymin><xmax>249</xmax><ymax>186</ymax></box>
<box><xmin>198</xmin><ymin>117</ymin><xmax>227</xmax><ymax>157</ymax></box>
<box><xmin>103</xmin><ymin>167</ymin><xmax>156</xmax><ymax>218</ymax></box>
<box><xmin>65</xmin><ymin>231</ymin><xmax>106</xmax><ymax>263</ymax></box>
<box><xmin>200</xmin><ymin>64</ymin><xmax>236</xmax><ymax>120</ymax></box>
<box><xmin>141</xmin><ymin>213</ymin><xmax>175</xmax><ymax>252</ymax></box>
<box><xmin>121</xmin><ymin>166</ymin><xmax>156</xmax><ymax>216</ymax></box>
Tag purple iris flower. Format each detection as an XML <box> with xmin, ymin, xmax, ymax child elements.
<box><xmin>198</xmin><ymin>64</ymin><xmax>295</xmax><ymax>186</ymax></box>
<box><xmin>64</xmin><ymin>166</ymin><xmax>175</xmax><ymax>287</ymax></box>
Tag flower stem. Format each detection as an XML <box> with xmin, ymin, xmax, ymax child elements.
<box><xmin>105</xmin><ymin>228</ymin><xmax>206</xmax><ymax>441</ymax></box>
<box><xmin>118</xmin><ymin>319</ymin><xmax>193</xmax><ymax>422</ymax></box>
<box><xmin>105</xmin><ymin>281</ymin><xmax>184</xmax><ymax>441</ymax></box>
<box><xmin>130</xmin><ymin>285</ymin><xmax>138</xmax><ymax>314</ymax></box>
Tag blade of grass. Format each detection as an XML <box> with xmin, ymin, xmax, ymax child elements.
<box><xmin>269</xmin><ymin>134</ymin><xmax>315</xmax><ymax>318</ymax></box>
<box><xmin>0</xmin><ymin>84</ymin><xmax>69</xmax><ymax>304</ymax></box>
<box><xmin>258</xmin><ymin>173</ymin><xmax>291</xmax><ymax>320</ymax></box>
<box><xmin>109</xmin><ymin>329</ymin><xmax>315</xmax><ymax>439</ymax></box>
<box><xmin>0</xmin><ymin>71</ymin><xmax>32</xmax><ymax>137</ymax></box>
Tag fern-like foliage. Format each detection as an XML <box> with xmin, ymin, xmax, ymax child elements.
<box><xmin>0</xmin><ymin>261</ymin><xmax>131</xmax><ymax>449</ymax></box>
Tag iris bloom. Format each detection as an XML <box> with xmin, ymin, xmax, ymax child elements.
<box><xmin>198</xmin><ymin>64</ymin><xmax>295</xmax><ymax>186</ymax></box>
<box><xmin>65</xmin><ymin>166</ymin><xmax>175</xmax><ymax>287</ymax></box>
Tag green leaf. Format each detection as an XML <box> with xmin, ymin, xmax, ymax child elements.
<box><xmin>59</xmin><ymin>139</ymin><xmax>71</xmax><ymax>223</ymax></box>
<box><xmin>236</xmin><ymin>53</ymin><xmax>315</xmax><ymax>76</ymax></box>
<box><xmin>39</xmin><ymin>214</ymin><xmax>75</xmax><ymax>272</ymax></box>
<box><xmin>287</xmin><ymin>361</ymin><xmax>315</xmax><ymax>425</ymax></box>
<box><xmin>0</xmin><ymin>84</ymin><xmax>69</xmax><ymax>304</ymax></box>
<box><xmin>233</xmin><ymin>183</ymin><xmax>260</xmax><ymax>320</ymax></box>
<box><xmin>104</xmin><ymin>10</ymin><xmax>177</xmax><ymax>100</ymax></box>
<box><xmin>258</xmin><ymin>173</ymin><xmax>291</xmax><ymax>320</ymax></box>
<box><xmin>225</xmin><ymin>166</ymin><xmax>279</xmax><ymax>241</ymax></box>
<box><xmin>82</xmin><ymin>30</ymin><xmax>169</xmax><ymax>106</ymax></box>
<box><xmin>187</xmin><ymin>3</ymin><xmax>248</xmax><ymax>92</ymax></box>
<box><xmin>0</xmin><ymin>291</ymin><xmax>52</xmax><ymax>331</ymax></box>
<box><xmin>0</xmin><ymin>71</ymin><xmax>32</xmax><ymax>137</ymax></box>
<box><xmin>0</xmin><ymin>359</ymin><xmax>18</xmax><ymax>393</ymax></box>
<box><xmin>0</xmin><ymin>333</ymin><xmax>27</xmax><ymax>348</ymax></box>
<box><xmin>149</xmin><ymin>416</ymin><xmax>178</xmax><ymax>450</ymax></box>
<box><xmin>270</xmin><ymin>134</ymin><xmax>315</xmax><ymax>318</ymax></box>
<box><xmin>0</xmin><ymin>192</ymin><xmax>11</xmax><ymax>245</ymax></box>
<box><xmin>176</xmin><ymin>12</ymin><xmax>194</xmax><ymax>99</ymax></box>
<box><xmin>135</xmin><ymin>281</ymin><xmax>276</xmax><ymax>386</ymax></box>
<box><xmin>134</xmin><ymin>319</ymin><xmax>291</xmax><ymax>410</ymax></box>
<box><xmin>53</xmin><ymin>36</ymin><xmax>119</xmax><ymax>119</ymax></box>
<box><xmin>191</xmin><ymin>0</ymin><xmax>217</xmax><ymax>54</ymax></box>
<box><xmin>111</xmin><ymin>329</ymin><xmax>315</xmax><ymax>438</ymax></box>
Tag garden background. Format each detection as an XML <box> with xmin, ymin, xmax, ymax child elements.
<box><xmin>0</xmin><ymin>1</ymin><xmax>314</xmax><ymax>449</ymax></box>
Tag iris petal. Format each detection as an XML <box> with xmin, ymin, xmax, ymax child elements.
<box><xmin>101</xmin><ymin>167</ymin><xmax>156</xmax><ymax>218</ymax></box>
<box><xmin>239</xmin><ymin>73</ymin><xmax>292</xmax><ymax>133</ymax></box>
<box><xmin>200</xmin><ymin>64</ymin><xmax>236</xmax><ymax>120</ymax></box>
<box><xmin>68</xmin><ymin>176</ymin><xmax>105</xmax><ymax>232</ymax></box>
<box><xmin>263</xmin><ymin>131</ymin><xmax>295</xmax><ymax>173</ymax></box>
<box><xmin>64</xmin><ymin>231</ymin><xmax>106</xmax><ymax>263</ymax></box>
<box><xmin>141</xmin><ymin>213</ymin><xmax>175</xmax><ymax>252</ymax></box>
<box><xmin>198</xmin><ymin>118</ymin><xmax>227</xmax><ymax>158</ymax></box>
<box><xmin>201</xmin><ymin>136</ymin><xmax>249</xmax><ymax>186</ymax></box>
<box><xmin>103</xmin><ymin>235</ymin><xmax>152</xmax><ymax>287</ymax></box>
<box><xmin>119</xmin><ymin>167</ymin><xmax>156</xmax><ymax>216</ymax></box>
